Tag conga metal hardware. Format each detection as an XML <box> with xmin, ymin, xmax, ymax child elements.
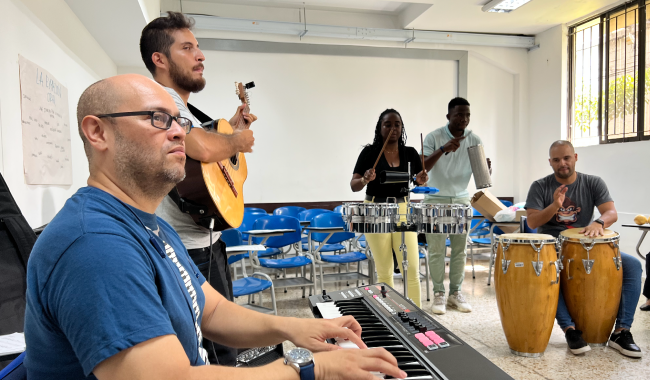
<box><xmin>529</xmin><ymin>241</ymin><xmax>545</xmax><ymax>277</ymax></box>
<box><xmin>566</xmin><ymin>259</ymin><xmax>574</xmax><ymax>280</ymax></box>
<box><xmin>579</xmin><ymin>239</ymin><xmax>596</xmax><ymax>274</ymax></box>
<box><xmin>612</xmin><ymin>242</ymin><xmax>622</xmax><ymax>270</ymax></box>
<box><xmin>501</xmin><ymin>239</ymin><xmax>511</xmax><ymax>274</ymax></box>
<box><xmin>550</xmin><ymin>260</ymin><xmax>560</xmax><ymax>285</ymax></box>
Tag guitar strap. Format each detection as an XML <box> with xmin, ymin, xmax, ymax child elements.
<box><xmin>167</xmin><ymin>103</ymin><xmax>214</xmax><ymax>217</ymax></box>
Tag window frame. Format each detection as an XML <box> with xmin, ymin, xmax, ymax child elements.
<box><xmin>567</xmin><ymin>0</ymin><xmax>649</xmax><ymax>145</ymax></box>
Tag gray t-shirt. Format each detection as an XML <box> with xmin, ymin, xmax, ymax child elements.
<box><xmin>525</xmin><ymin>172</ymin><xmax>613</xmax><ymax>238</ymax></box>
<box><xmin>155</xmin><ymin>86</ymin><xmax>220</xmax><ymax>249</ymax></box>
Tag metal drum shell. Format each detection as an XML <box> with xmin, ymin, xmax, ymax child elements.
<box><xmin>559</xmin><ymin>229</ymin><xmax>622</xmax><ymax>345</ymax></box>
<box><xmin>341</xmin><ymin>202</ymin><xmax>399</xmax><ymax>234</ymax></box>
<box><xmin>494</xmin><ymin>233</ymin><xmax>559</xmax><ymax>357</ymax></box>
<box><xmin>411</xmin><ymin>203</ymin><xmax>472</xmax><ymax>234</ymax></box>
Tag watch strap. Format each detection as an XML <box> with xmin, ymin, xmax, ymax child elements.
<box><xmin>595</xmin><ymin>218</ymin><xmax>605</xmax><ymax>226</ymax></box>
<box><xmin>300</xmin><ymin>362</ymin><xmax>315</xmax><ymax>380</ymax></box>
<box><xmin>439</xmin><ymin>146</ymin><xmax>445</xmax><ymax>153</ymax></box>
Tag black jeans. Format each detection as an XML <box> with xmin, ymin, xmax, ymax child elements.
<box><xmin>188</xmin><ymin>239</ymin><xmax>236</xmax><ymax>366</ymax></box>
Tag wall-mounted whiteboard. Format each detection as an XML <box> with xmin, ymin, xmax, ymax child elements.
<box><xmin>19</xmin><ymin>55</ymin><xmax>72</xmax><ymax>185</ymax></box>
<box><xmin>189</xmin><ymin>45</ymin><xmax>458</xmax><ymax>203</ymax></box>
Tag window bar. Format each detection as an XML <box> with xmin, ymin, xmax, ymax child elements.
<box><xmin>605</xmin><ymin>15</ymin><xmax>611</xmax><ymax>143</ymax></box>
<box><xmin>598</xmin><ymin>17</ymin><xmax>605</xmax><ymax>143</ymax></box>
<box><xmin>612</xmin><ymin>17</ymin><xmax>618</xmax><ymax>136</ymax></box>
<box><xmin>632</xmin><ymin>8</ymin><xmax>637</xmax><ymax>140</ymax></box>
<box><xmin>624</xmin><ymin>12</ymin><xmax>628</xmax><ymax>139</ymax></box>
<box><xmin>637</xmin><ymin>0</ymin><xmax>646</xmax><ymax>139</ymax></box>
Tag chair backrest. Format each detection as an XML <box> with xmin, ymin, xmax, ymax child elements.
<box><xmin>0</xmin><ymin>351</ymin><xmax>26</xmax><ymax>380</ymax></box>
<box><xmin>333</xmin><ymin>205</ymin><xmax>343</xmax><ymax>214</ymax></box>
<box><xmin>472</xmin><ymin>207</ymin><xmax>482</xmax><ymax>217</ymax></box>
<box><xmin>251</xmin><ymin>216</ymin><xmax>302</xmax><ymax>248</ymax></box>
<box><xmin>297</xmin><ymin>209</ymin><xmax>332</xmax><ymax>222</ymax></box>
<box><xmin>273</xmin><ymin>206</ymin><xmax>307</xmax><ymax>218</ymax></box>
<box><xmin>244</xmin><ymin>207</ymin><xmax>267</xmax><ymax>214</ymax></box>
<box><xmin>310</xmin><ymin>213</ymin><xmax>355</xmax><ymax>244</ymax></box>
<box><xmin>500</xmin><ymin>200</ymin><xmax>513</xmax><ymax>207</ymax></box>
<box><xmin>238</xmin><ymin>212</ymin><xmax>267</xmax><ymax>241</ymax></box>
<box><xmin>220</xmin><ymin>229</ymin><xmax>243</xmax><ymax>247</ymax></box>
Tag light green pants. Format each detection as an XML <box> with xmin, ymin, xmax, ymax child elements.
<box><xmin>424</xmin><ymin>196</ymin><xmax>471</xmax><ymax>294</ymax></box>
<box><xmin>364</xmin><ymin>200</ymin><xmax>421</xmax><ymax>307</ymax></box>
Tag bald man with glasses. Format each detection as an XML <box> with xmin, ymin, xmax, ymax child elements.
<box><xmin>23</xmin><ymin>74</ymin><xmax>404</xmax><ymax>380</ymax></box>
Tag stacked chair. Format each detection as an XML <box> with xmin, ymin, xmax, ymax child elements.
<box><xmin>221</xmin><ymin>229</ymin><xmax>277</xmax><ymax>315</ymax></box>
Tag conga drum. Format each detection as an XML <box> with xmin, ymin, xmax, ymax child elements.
<box><xmin>559</xmin><ymin>229</ymin><xmax>622</xmax><ymax>345</ymax></box>
<box><xmin>494</xmin><ymin>233</ymin><xmax>560</xmax><ymax>357</ymax></box>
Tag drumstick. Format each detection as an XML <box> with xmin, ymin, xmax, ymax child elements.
<box><xmin>420</xmin><ymin>133</ymin><xmax>425</xmax><ymax>176</ymax></box>
<box><xmin>372</xmin><ymin>129</ymin><xmax>394</xmax><ymax>170</ymax></box>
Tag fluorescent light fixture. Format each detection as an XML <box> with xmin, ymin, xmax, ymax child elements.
<box><xmin>482</xmin><ymin>0</ymin><xmax>533</xmax><ymax>13</ymax></box>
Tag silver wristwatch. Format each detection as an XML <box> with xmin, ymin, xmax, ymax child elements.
<box><xmin>284</xmin><ymin>348</ymin><xmax>315</xmax><ymax>380</ymax></box>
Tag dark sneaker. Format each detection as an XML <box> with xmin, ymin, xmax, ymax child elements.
<box><xmin>565</xmin><ymin>329</ymin><xmax>591</xmax><ymax>355</ymax></box>
<box><xmin>608</xmin><ymin>330</ymin><xmax>642</xmax><ymax>358</ymax></box>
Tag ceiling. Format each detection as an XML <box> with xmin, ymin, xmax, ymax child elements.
<box><xmin>65</xmin><ymin>0</ymin><xmax>628</xmax><ymax>68</ymax></box>
<box><xmin>174</xmin><ymin>0</ymin><xmax>627</xmax><ymax>35</ymax></box>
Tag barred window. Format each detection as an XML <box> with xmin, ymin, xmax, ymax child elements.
<box><xmin>568</xmin><ymin>1</ymin><xmax>650</xmax><ymax>146</ymax></box>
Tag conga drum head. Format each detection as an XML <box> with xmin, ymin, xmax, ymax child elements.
<box><xmin>559</xmin><ymin>228</ymin><xmax>619</xmax><ymax>243</ymax></box>
<box><xmin>497</xmin><ymin>233</ymin><xmax>556</xmax><ymax>243</ymax></box>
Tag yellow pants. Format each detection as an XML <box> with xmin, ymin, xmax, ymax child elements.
<box><xmin>364</xmin><ymin>201</ymin><xmax>421</xmax><ymax>307</ymax></box>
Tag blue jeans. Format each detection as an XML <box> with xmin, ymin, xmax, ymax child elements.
<box><xmin>556</xmin><ymin>252</ymin><xmax>642</xmax><ymax>331</ymax></box>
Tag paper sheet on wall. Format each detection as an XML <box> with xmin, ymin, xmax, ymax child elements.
<box><xmin>19</xmin><ymin>55</ymin><xmax>72</xmax><ymax>185</ymax></box>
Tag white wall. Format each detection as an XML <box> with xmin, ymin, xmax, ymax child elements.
<box><xmin>185</xmin><ymin>27</ymin><xmax>530</xmax><ymax>204</ymax></box>
<box><xmin>0</xmin><ymin>0</ymin><xmax>117</xmax><ymax>228</ymax></box>
<box><xmin>188</xmin><ymin>50</ymin><xmax>457</xmax><ymax>204</ymax></box>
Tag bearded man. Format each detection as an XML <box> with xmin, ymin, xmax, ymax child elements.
<box><xmin>525</xmin><ymin>140</ymin><xmax>642</xmax><ymax>358</ymax></box>
<box><xmin>140</xmin><ymin>12</ymin><xmax>256</xmax><ymax>365</ymax></box>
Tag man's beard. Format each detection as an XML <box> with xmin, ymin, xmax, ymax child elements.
<box><xmin>113</xmin><ymin>128</ymin><xmax>186</xmax><ymax>201</ymax></box>
<box><xmin>555</xmin><ymin>167</ymin><xmax>574</xmax><ymax>179</ymax></box>
<box><xmin>169</xmin><ymin>57</ymin><xmax>206</xmax><ymax>93</ymax></box>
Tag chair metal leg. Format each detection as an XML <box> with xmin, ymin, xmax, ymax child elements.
<box><xmin>270</xmin><ymin>284</ymin><xmax>278</xmax><ymax>316</ymax></box>
<box><xmin>319</xmin><ymin>265</ymin><xmax>325</xmax><ymax>294</ymax></box>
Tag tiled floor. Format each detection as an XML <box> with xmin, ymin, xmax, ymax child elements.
<box><xmin>235</xmin><ymin>253</ymin><xmax>650</xmax><ymax>380</ymax></box>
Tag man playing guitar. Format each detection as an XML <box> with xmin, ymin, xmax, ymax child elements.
<box><xmin>140</xmin><ymin>12</ymin><xmax>256</xmax><ymax>366</ymax></box>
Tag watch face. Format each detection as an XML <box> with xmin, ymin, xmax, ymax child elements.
<box><xmin>287</xmin><ymin>348</ymin><xmax>313</xmax><ymax>364</ymax></box>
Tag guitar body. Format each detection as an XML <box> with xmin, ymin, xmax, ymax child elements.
<box><xmin>176</xmin><ymin>118</ymin><xmax>247</xmax><ymax>230</ymax></box>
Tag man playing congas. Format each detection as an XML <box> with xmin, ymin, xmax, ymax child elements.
<box><xmin>525</xmin><ymin>140</ymin><xmax>642</xmax><ymax>358</ymax></box>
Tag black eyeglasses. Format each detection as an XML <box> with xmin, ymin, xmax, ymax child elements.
<box><xmin>96</xmin><ymin>111</ymin><xmax>193</xmax><ymax>134</ymax></box>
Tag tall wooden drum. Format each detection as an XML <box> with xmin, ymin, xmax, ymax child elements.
<box><xmin>494</xmin><ymin>233</ymin><xmax>560</xmax><ymax>357</ymax></box>
<box><xmin>559</xmin><ymin>229</ymin><xmax>622</xmax><ymax>345</ymax></box>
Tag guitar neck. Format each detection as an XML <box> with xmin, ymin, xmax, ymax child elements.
<box><xmin>235</xmin><ymin>102</ymin><xmax>250</xmax><ymax>129</ymax></box>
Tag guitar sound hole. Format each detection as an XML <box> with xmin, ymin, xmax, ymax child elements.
<box><xmin>230</xmin><ymin>155</ymin><xmax>238</xmax><ymax>165</ymax></box>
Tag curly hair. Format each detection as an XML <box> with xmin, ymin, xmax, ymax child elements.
<box><xmin>140</xmin><ymin>12</ymin><xmax>195</xmax><ymax>75</ymax></box>
<box><xmin>366</xmin><ymin>109</ymin><xmax>407</xmax><ymax>149</ymax></box>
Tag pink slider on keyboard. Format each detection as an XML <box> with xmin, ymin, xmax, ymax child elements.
<box><xmin>431</xmin><ymin>336</ymin><xmax>446</xmax><ymax>345</ymax></box>
<box><xmin>414</xmin><ymin>333</ymin><xmax>425</xmax><ymax>340</ymax></box>
<box><xmin>419</xmin><ymin>338</ymin><xmax>434</xmax><ymax>347</ymax></box>
<box><xmin>425</xmin><ymin>331</ymin><xmax>437</xmax><ymax>339</ymax></box>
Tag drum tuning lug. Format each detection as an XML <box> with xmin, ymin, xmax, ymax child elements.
<box><xmin>613</xmin><ymin>257</ymin><xmax>621</xmax><ymax>270</ymax></box>
<box><xmin>567</xmin><ymin>259</ymin><xmax>574</xmax><ymax>280</ymax></box>
<box><xmin>501</xmin><ymin>259</ymin><xmax>511</xmax><ymax>274</ymax></box>
<box><xmin>550</xmin><ymin>261</ymin><xmax>560</xmax><ymax>285</ymax></box>
<box><xmin>582</xmin><ymin>259</ymin><xmax>594</xmax><ymax>274</ymax></box>
<box><xmin>531</xmin><ymin>261</ymin><xmax>543</xmax><ymax>277</ymax></box>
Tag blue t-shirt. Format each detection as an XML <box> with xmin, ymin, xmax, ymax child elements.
<box><xmin>24</xmin><ymin>187</ymin><xmax>208</xmax><ymax>379</ymax></box>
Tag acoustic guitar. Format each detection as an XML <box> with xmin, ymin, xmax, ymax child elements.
<box><xmin>175</xmin><ymin>82</ymin><xmax>254</xmax><ymax>231</ymax></box>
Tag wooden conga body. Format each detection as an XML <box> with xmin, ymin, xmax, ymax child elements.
<box><xmin>559</xmin><ymin>229</ymin><xmax>622</xmax><ymax>345</ymax></box>
<box><xmin>494</xmin><ymin>233</ymin><xmax>560</xmax><ymax>357</ymax></box>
